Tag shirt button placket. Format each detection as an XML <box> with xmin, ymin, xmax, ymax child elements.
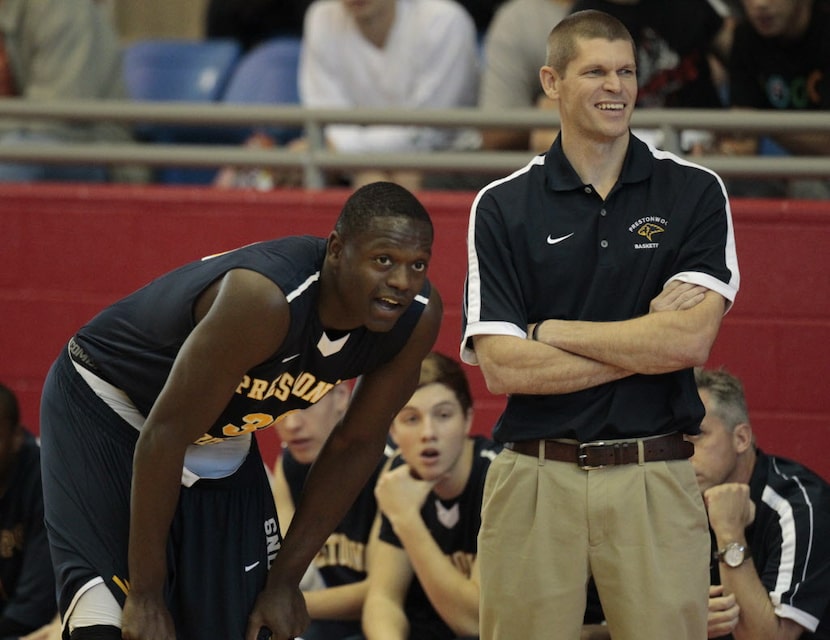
<box><xmin>598</xmin><ymin>207</ymin><xmax>610</xmax><ymax>260</ymax></box>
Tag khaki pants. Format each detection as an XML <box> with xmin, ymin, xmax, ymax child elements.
<box><xmin>478</xmin><ymin>448</ymin><xmax>709</xmax><ymax>640</ymax></box>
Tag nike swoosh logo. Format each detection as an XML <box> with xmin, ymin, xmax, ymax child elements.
<box><xmin>547</xmin><ymin>233</ymin><xmax>574</xmax><ymax>245</ymax></box>
<box><xmin>281</xmin><ymin>353</ymin><xmax>300</xmax><ymax>363</ymax></box>
<box><xmin>245</xmin><ymin>561</ymin><xmax>261</xmax><ymax>572</ymax></box>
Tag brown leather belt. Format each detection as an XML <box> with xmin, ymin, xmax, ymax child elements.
<box><xmin>504</xmin><ymin>432</ymin><xmax>693</xmax><ymax>470</ymax></box>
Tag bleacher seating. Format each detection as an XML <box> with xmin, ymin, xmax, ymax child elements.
<box><xmin>123</xmin><ymin>39</ymin><xmax>241</xmax><ymax>103</ymax></box>
<box><xmin>122</xmin><ymin>38</ymin><xmax>242</xmax><ymax>184</ymax></box>
<box><xmin>219</xmin><ymin>36</ymin><xmax>304</xmax><ymax>146</ymax></box>
<box><xmin>121</xmin><ymin>36</ymin><xmax>307</xmax><ymax>184</ymax></box>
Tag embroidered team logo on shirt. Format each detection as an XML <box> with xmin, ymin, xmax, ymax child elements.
<box><xmin>628</xmin><ymin>216</ymin><xmax>667</xmax><ymax>250</ymax></box>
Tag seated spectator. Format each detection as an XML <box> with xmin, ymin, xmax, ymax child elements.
<box><xmin>478</xmin><ymin>0</ymin><xmax>574</xmax><ymax>151</ymax></box>
<box><xmin>218</xmin><ymin>0</ymin><xmax>480</xmax><ymax>191</ymax></box>
<box><xmin>272</xmin><ymin>381</ymin><xmax>383</xmax><ymax>640</ymax></box>
<box><xmin>204</xmin><ymin>0</ymin><xmax>310</xmax><ymax>51</ymax></box>
<box><xmin>0</xmin><ymin>384</ymin><xmax>57</xmax><ymax>638</ymax></box>
<box><xmin>362</xmin><ymin>351</ymin><xmax>499</xmax><ymax>639</ymax></box>
<box><xmin>0</xmin><ymin>0</ymin><xmax>135</xmax><ymax>183</ymax></box>
<box><xmin>479</xmin><ymin>0</ymin><xmax>733</xmax><ymax>153</ymax></box>
<box><xmin>719</xmin><ymin>0</ymin><xmax>830</xmax><ymax>199</ymax></box>
<box><xmin>690</xmin><ymin>367</ymin><xmax>830</xmax><ymax>639</ymax></box>
<box><xmin>362</xmin><ymin>352</ymin><xmax>608</xmax><ymax>639</ymax></box>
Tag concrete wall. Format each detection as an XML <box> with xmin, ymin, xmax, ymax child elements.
<box><xmin>2</xmin><ymin>184</ymin><xmax>827</xmax><ymax>478</ymax></box>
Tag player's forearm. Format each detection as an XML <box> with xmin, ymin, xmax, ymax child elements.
<box><xmin>270</xmin><ymin>430</ymin><xmax>387</xmax><ymax>586</ymax></box>
<box><xmin>393</xmin><ymin>519</ymin><xmax>479</xmax><ymax>636</ymax></box>
<box><xmin>128</xmin><ymin>428</ymin><xmax>187</xmax><ymax>594</ymax></box>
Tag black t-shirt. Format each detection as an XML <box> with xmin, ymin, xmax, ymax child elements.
<box><xmin>729</xmin><ymin>0</ymin><xmax>830</xmax><ymax>110</ymax></box>
<box><xmin>379</xmin><ymin>436</ymin><xmax>500</xmax><ymax>640</ymax></box>
<box><xmin>710</xmin><ymin>450</ymin><xmax>830</xmax><ymax>639</ymax></box>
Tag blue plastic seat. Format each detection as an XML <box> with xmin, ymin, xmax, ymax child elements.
<box><xmin>220</xmin><ymin>36</ymin><xmax>303</xmax><ymax>145</ymax></box>
<box><xmin>123</xmin><ymin>39</ymin><xmax>242</xmax><ymax>184</ymax></box>
<box><xmin>123</xmin><ymin>38</ymin><xmax>241</xmax><ymax>103</ymax></box>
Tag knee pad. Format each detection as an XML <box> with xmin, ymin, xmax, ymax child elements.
<box><xmin>70</xmin><ymin>625</ymin><xmax>123</xmax><ymax>640</ymax></box>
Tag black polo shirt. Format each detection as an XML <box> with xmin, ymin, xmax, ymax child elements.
<box><xmin>461</xmin><ymin>133</ymin><xmax>739</xmax><ymax>442</ymax></box>
<box><xmin>710</xmin><ymin>450</ymin><xmax>830</xmax><ymax>639</ymax></box>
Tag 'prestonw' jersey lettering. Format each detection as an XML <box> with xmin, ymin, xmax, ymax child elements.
<box><xmin>192</xmin><ymin>372</ymin><xmax>339</xmax><ymax>445</ymax></box>
<box><xmin>73</xmin><ymin>236</ymin><xmax>431</xmax><ymax>444</ymax></box>
<box><xmin>316</xmin><ymin>533</ymin><xmax>367</xmax><ymax>573</ymax></box>
<box><xmin>236</xmin><ymin>371</ymin><xmax>336</xmax><ymax>403</ymax></box>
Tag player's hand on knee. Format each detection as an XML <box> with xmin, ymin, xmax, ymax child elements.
<box><xmin>245</xmin><ymin>581</ymin><xmax>309</xmax><ymax>640</ymax></box>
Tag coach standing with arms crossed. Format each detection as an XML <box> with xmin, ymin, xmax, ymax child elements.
<box><xmin>461</xmin><ymin>10</ymin><xmax>740</xmax><ymax>640</ymax></box>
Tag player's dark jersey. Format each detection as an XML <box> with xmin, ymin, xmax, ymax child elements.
<box><xmin>462</xmin><ymin>134</ymin><xmax>739</xmax><ymax>442</ymax></box>
<box><xmin>74</xmin><ymin>236</ymin><xmax>431</xmax><ymax>443</ymax></box>
<box><xmin>379</xmin><ymin>436</ymin><xmax>500</xmax><ymax>640</ymax></box>
<box><xmin>711</xmin><ymin>450</ymin><xmax>830</xmax><ymax>639</ymax></box>
<box><xmin>730</xmin><ymin>0</ymin><xmax>830</xmax><ymax>110</ymax></box>
<box><xmin>570</xmin><ymin>0</ymin><xmax>727</xmax><ymax>108</ymax></box>
<box><xmin>282</xmin><ymin>448</ymin><xmax>382</xmax><ymax>587</ymax></box>
<box><xmin>0</xmin><ymin>431</ymin><xmax>56</xmax><ymax>633</ymax></box>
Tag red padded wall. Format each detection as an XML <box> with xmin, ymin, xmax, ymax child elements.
<box><xmin>1</xmin><ymin>184</ymin><xmax>828</xmax><ymax>479</ymax></box>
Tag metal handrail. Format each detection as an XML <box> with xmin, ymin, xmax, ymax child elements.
<box><xmin>0</xmin><ymin>99</ymin><xmax>827</xmax><ymax>189</ymax></box>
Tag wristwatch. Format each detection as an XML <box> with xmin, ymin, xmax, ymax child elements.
<box><xmin>716</xmin><ymin>541</ymin><xmax>750</xmax><ymax>568</ymax></box>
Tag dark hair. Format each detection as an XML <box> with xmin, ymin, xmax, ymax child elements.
<box><xmin>694</xmin><ymin>367</ymin><xmax>749</xmax><ymax>431</ymax></box>
<box><xmin>334</xmin><ymin>181</ymin><xmax>433</xmax><ymax>241</ymax></box>
<box><xmin>417</xmin><ymin>352</ymin><xmax>473</xmax><ymax>414</ymax></box>
<box><xmin>546</xmin><ymin>9</ymin><xmax>636</xmax><ymax>75</ymax></box>
<box><xmin>0</xmin><ymin>384</ymin><xmax>20</xmax><ymax>426</ymax></box>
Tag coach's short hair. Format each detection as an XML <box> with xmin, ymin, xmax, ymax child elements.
<box><xmin>546</xmin><ymin>9</ymin><xmax>636</xmax><ymax>75</ymax></box>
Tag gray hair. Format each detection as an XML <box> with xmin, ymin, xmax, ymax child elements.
<box><xmin>694</xmin><ymin>367</ymin><xmax>750</xmax><ymax>431</ymax></box>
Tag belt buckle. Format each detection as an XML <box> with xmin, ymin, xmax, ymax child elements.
<box><xmin>577</xmin><ymin>441</ymin><xmax>607</xmax><ymax>470</ymax></box>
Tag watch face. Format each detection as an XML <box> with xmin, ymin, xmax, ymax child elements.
<box><xmin>724</xmin><ymin>543</ymin><xmax>745</xmax><ymax>567</ymax></box>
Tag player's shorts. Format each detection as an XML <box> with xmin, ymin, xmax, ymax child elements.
<box><xmin>40</xmin><ymin>347</ymin><xmax>282</xmax><ymax>639</ymax></box>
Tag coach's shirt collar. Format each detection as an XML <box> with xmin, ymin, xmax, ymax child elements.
<box><xmin>543</xmin><ymin>131</ymin><xmax>653</xmax><ymax>193</ymax></box>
